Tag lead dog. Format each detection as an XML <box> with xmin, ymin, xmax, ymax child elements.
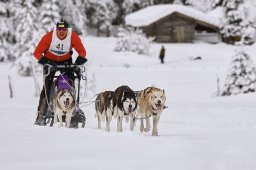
<box><xmin>112</xmin><ymin>85</ymin><xmax>137</xmax><ymax>132</ymax></box>
<box><xmin>95</xmin><ymin>91</ymin><xmax>114</xmax><ymax>131</ymax></box>
<box><xmin>137</xmin><ymin>87</ymin><xmax>166</xmax><ymax>136</ymax></box>
<box><xmin>53</xmin><ymin>89</ymin><xmax>76</xmax><ymax>128</ymax></box>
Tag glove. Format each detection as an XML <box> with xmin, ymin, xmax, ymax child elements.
<box><xmin>38</xmin><ymin>56</ymin><xmax>48</xmax><ymax>65</ymax></box>
<box><xmin>75</xmin><ymin>56</ymin><xmax>87</xmax><ymax>65</ymax></box>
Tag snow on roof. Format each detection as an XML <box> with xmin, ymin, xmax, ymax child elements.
<box><xmin>125</xmin><ymin>4</ymin><xmax>221</xmax><ymax>28</ymax></box>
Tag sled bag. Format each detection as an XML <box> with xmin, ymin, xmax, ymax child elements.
<box><xmin>57</xmin><ymin>74</ymin><xmax>71</xmax><ymax>90</ymax></box>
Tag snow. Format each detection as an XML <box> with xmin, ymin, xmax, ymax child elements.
<box><xmin>245</xmin><ymin>0</ymin><xmax>256</xmax><ymax>23</ymax></box>
<box><xmin>125</xmin><ymin>4</ymin><xmax>221</xmax><ymax>27</ymax></box>
<box><xmin>207</xmin><ymin>6</ymin><xmax>225</xmax><ymax>24</ymax></box>
<box><xmin>1</xmin><ymin>37</ymin><xmax>256</xmax><ymax>170</ymax></box>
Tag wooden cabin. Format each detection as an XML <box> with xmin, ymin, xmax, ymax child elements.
<box><xmin>125</xmin><ymin>5</ymin><xmax>221</xmax><ymax>43</ymax></box>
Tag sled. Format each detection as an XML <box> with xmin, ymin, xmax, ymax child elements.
<box><xmin>39</xmin><ymin>63</ymin><xmax>87</xmax><ymax>128</ymax></box>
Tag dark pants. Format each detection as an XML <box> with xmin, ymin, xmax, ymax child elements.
<box><xmin>160</xmin><ymin>56</ymin><xmax>164</xmax><ymax>64</ymax></box>
<box><xmin>37</xmin><ymin>58</ymin><xmax>74</xmax><ymax>112</ymax></box>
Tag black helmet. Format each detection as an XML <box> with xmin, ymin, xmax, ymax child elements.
<box><xmin>56</xmin><ymin>19</ymin><xmax>69</xmax><ymax>29</ymax></box>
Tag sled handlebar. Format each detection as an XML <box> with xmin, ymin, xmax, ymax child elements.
<box><xmin>43</xmin><ymin>64</ymin><xmax>86</xmax><ymax>79</ymax></box>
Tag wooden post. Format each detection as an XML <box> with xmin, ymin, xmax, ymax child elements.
<box><xmin>8</xmin><ymin>75</ymin><xmax>13</xmax><ymax>98</ymax></box>
<box><xmin>216</xmin><ymin>75</ymin><xmax>220</xmax><ymax>96</ymax></box>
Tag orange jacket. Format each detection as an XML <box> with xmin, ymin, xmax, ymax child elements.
<box><xmin>34</xmin><ymin>31</ymin><xmax>86</xmax><ymax>62</ymax></box>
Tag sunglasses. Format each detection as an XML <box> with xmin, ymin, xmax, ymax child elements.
<box><xmin>57</xmin><ymin>27</ymin><xmax>68</xmax><ymax>31</ymax></box>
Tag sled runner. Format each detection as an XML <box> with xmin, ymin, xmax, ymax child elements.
<box><xmin>37</xmin><ymin>63</ymin><xmax>86</xmax><ymax>128</ymax></box>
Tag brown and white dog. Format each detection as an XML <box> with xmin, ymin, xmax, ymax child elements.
<box><xmin>137</xmin><ymin>87</ymin><xmax>166</xmax><ymax>136</ymax></box>
<box><xmin>95</xmin><ymin>91</ymin><xmax>114</xmax><ymax>131</ymax></box>
<box><xmin>53</xmin><ymin>89</ymin><xmax>76</xmax><ymax>128</ymax></box>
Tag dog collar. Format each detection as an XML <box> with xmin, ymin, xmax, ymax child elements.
<box><xmin>151</xmin><ymin>106</ymin><xmax>158</xmax><ymax>115</ymax></box>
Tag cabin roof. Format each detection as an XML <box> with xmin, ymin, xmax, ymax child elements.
<box><xmin>125</xmin><ymin>4</ymin><xmax>221</xmax><ymax>29</ymax></box>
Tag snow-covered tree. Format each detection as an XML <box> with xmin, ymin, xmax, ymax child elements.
<box><xmin>212</xmin><ymin>0</ymin><xmax>224</xmax><ymax>8</ymax></box>
<box><xmin>59</xmin><ymin>0</ymin><xmax>87</xmax><ymax>35</ymax></box>
<box><xmin>0</xmin><ymin>1</ymin><xmax>8</xmax><ymax>61</ymax></box>
<box><xmin>113</xmin><ymin>0</ymin><xmax>154</xmax><ymax>25</ymax></box>
<box><xmin>85</xmin><ymin>0</ymin><xmax>117</xmax><ymax>36</ymax></box>
<box><xmin>153</xmin><ymin>0</ymin><xmax>174</xmax><ymax>4</ymax></box>
<box><xmin>140</xmin><ymin>0</ymin><xmax>155</xmax><ymax>7</ymax></box>
<box><xmin>221</xmin><ymin>47</ymin><xmax>256</xmax><ymax>96</ymax></box>
<box><xmin>221</xmin><ymin>0</ymin><xmax>256</xmax><ymax>45</ymax></box>
<box><xmin>39</xmin><ymin>0</ymin><xmax>60</xmax><ymax>32</ymax></box>
<box><xmin>0</xmin><ymin>0</ymin><xmax>16</xmax><ymax>61</ymax></box>
<box><xmin>185</xmin><ymin>0</ymin><xmax>216</xmax><ymax>12</ymax></box>
<box><xmin>115</xmin><ymin>27</ymin><xmax>154</xmax><ymax>55</ymax></box>
<box><xmin>173</xmin><ymin>0</ymin><xmax>184</xmax><ymax>5</ymax></box>
<box><xmin>13</xmin><ymin>0</ymin><xmax>42</xmax><ymax>76</ymax></box>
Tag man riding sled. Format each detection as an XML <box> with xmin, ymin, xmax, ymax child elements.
<box><xmin>34</xmin><ymin>19</ymin><xmax>87</xmax><ymax>126</ymax></box>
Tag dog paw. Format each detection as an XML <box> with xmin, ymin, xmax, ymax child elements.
<box><xmin>144</xmin><ymin>128</ymin><xmax>150</xmax><ymax>132</ymax></box>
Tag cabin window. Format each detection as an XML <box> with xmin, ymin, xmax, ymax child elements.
<box><xmin>167</xmin><ymin>27</ymin><xmax>172</xmax><ymax>32</ymax></box>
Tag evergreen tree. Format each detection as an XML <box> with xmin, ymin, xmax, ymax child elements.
<box><xmin>85</xmin><ymin>0</ymin><xmax>117</xmax><ymax>36</ymax></box>
<box><xmin>39</xmin><ymin>0</ymin><xmax>60</xmax><ymax>32</ymax></box>
<box><xmin>113</xmin><ymin>0</ymin><xmax>154</xmax><ymax>25</ymax></box>
<box><xmin>115</xmin><ymin>27</ymin><xmax>154</xmax><ymax>55</ymax></box>
<box><xmin>153</xmin><ymin>0</ymin><xmax>174</xmax><ymax>4</ymax></box>
<box><xmin>212</xmin><ymin>0</ymin><xmax>224</xmax><ymax>8</ymax></box>
<box><xmin>184</xmin><ymin>0</ymin><xmax>216</xmax><ymax>12</ymax></box>
<box><xmin>222</xmin><ymin>47</ymin><xmax>256</xmax><ymax>96</ymax></box>
<box><xmin>0</xmin><ymin>0</ymin><xmax>9</xmax><ymax>61</ymax></box>
<box><xmin>13</xmin><ymin>0</ymin><xmax>41</xmax><ymax>76</ymax></box>
<box><xmin>173</xmin><ymin>0</ymin><xmax>184</xmax><ymax>5</ymax></box>
<box><xmin>220</xmin><ymin>0</ymin><xmax>255</xmax><ymax>45</ymax></box>
<box><xmin>0</xmin><ymin>0</ymin><xmax>16</xmax><ymax>61</ymax></box>
<box><xmin>141</xmin><ymin>0</ymin><xmax>155</xmax><ymax>7</ymax></box>
<box><xmin>59</xmin><ymin>0</ymin><xmax>87</xmax><ymax>35</ymax></box>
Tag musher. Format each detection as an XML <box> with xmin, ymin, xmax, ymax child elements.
<box><xmin>33</xmin><ymin>19</ymin><xmax>87</xmax><ymax>125</ymax></box>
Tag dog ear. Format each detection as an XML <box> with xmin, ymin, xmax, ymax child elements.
<box><xmin>142</xmin><ymin>87</ymin><xmax>151</xmax><ymax>97</ymax></box>
<box><xmin>71</xmin><ymin>89</ymin><xmax>76</xmax><ymax>96</ymax></box>
<box><xmin>163</xmin><ymin>89</ymin><xmax>165</xmax><ymax>94</ymax></box>
<box><xmin>121</xmin><ymin>92</ymin><xmax>124</xmax><ymax>101</ymax></box>
<box><xmin>146</xmin><ymin>87</ymin><xmax>153</xmax><ymax>94</ymax></box>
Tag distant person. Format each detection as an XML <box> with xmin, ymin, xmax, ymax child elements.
<box><xmin>159</xmin><ymin>45</ymin><xmax>165</xmax><ymax>64</ymax></box>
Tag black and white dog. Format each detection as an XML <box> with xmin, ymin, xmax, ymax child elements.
<box><xmin>95</xmin><ymin>91</ymin><xmax>114</xmax><ymax>131</ymax></box>
<box><xmin>112</xmin><ymin>85</ymin><xmax>137</xmax><ymax>132</ymax></box>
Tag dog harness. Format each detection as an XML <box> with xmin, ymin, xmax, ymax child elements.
<box><xmin>151</xmin><ymin>106</ymin><xmax>158</xmax><ymax>115</ymax></box>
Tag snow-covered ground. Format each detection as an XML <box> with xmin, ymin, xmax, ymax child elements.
<box><xmin>1</xmin><ymin>37</ymin><xmax>256</xmax><ymax>170</ymax></box>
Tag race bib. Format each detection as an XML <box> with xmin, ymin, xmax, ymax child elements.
<box><xmin>49</xmin><ymin>28</ymin><xmax>72</xmax><ymax>56</ymax></box>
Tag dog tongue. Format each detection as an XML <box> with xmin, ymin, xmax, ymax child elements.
<box><xmin>128</xmin><ymin>108</ymin><xmax>132</xmax><ymax>113</ymax></box>
<box><xmin>64</xmin><ymin>100</ymin><xmax>70</xmax><ymax>108</ymax></box>
<box><xmin>156</xmin><ymin>104</ymin><xmax>162</xmax><ymax>110</ymax></box>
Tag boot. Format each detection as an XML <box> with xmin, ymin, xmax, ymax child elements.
<box><xmin>34</xmin><ymin>98</ymin><xmax>47</xmax><ymax>126</ymax></box>
<box><xmin>34</xmin><ymin>111</ymin><xmax>46</xmax><ymax>126</ymax></box>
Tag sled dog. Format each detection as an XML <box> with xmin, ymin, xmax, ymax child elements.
<box><xmin>95</xmin><ymin>91</ymin><xmax>114</xmax><ymax>131</ymax></box>
<box><xmin>53</xmin><ymin>89</ymin><xmax>76</xmax><ymax>128</ymax></box>
<box><xmin>137</xmin><ymin>87</ymin><xmax>166</xmax><ymax>136</ymax></box>
<box><xmin>112</xmin><ymin>85</ymin><xmax>137</xmax><ymax>132</ymax></box>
